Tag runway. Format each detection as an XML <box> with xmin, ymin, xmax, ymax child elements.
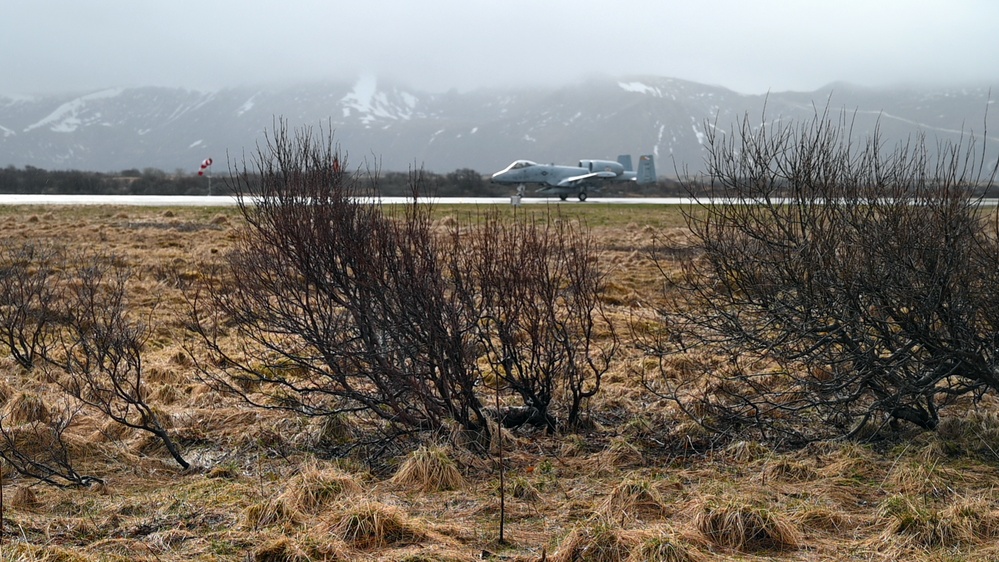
<box><xmin>0</xmin><ymin>195</ymin><xmax>699</xmax><ymax>206</ymax></box>
<box><xmin>0</xmin><ymin>194</ymin><xmax>993</xmax><ymax>207</ymax></box>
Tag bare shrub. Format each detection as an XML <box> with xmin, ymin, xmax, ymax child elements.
<box><xmin>650</xmin><ymin>107</ymin><xmax>999</xmax><ymax>443</ymax></box>
<box><xmin>0</xmin><ymin>404</ymin><xmax>102</xmax><ymax>487</ymax></box>
<box><xmin>453</xmin><ymin>209</ymin><xmax>617</xmax><ymax>430</ymax></box>
<box><xmin>0</xmin><ymin>241</ymin><xmax>63</xmax><ymax>370</ymax></box>
<box><xmin>187</xmin><ymin>122</ymin><xmax>614</xmax><ymax>455</ymax></box>
<box><xmin>40</xmin><ymin>254</ymin><xmax>188</xmax><ymax>469</ymax></box>
<box><xmin>188</xmin><ymin>123</ymin><xmax>490</xmax><ymax>450</ymax></box>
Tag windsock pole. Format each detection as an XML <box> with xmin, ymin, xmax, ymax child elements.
<box><xmin>198</xmin><ymin>158</ymin><xmax>214</xmax><ymax>195</ymax></box>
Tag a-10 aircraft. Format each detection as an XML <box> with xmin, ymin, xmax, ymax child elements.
<box><xmin>491</xmin><ymin>154</ymin><xmax>656</xmax><ymax>201</ymax></box>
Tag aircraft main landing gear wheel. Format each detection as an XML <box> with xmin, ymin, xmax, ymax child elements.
<box><xmin>578</xmin><ymin>192</ymin><xmax>587</xmax><ymax>201</ymax></box>
<box><xmin>559</xmin><ymin>194</ymin><xmax>568</xmax><ymax>201</ymax></box>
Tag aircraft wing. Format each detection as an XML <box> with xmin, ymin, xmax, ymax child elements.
<box><xmin>556</xmin><ymin>171</ymin><xmax>618</xmax><ymax>187</ymax></box>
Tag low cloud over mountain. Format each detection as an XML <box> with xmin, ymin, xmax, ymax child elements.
<box><xmin>1</xmin><ymin>76</ymin><xmax>996</xmax><ymax>176</ymax></box>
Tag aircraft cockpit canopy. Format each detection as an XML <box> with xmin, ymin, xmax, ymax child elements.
<box><xmin>493</xmin><ymin>160</ymin><xmax>538</xmax><ymax>177</ymax></box>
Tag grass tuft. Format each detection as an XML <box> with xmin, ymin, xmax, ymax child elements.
<box><xmin>552</xmin><ymin>520</ymin><xmax>636</xmax><ymax>562</ymax></box>
<box><xmin>252</xmin><ymin>536</ymin><xmax>312</xmax><ymax>562</ymax></box>
<box><xmin>508</xmin><ymin>475</ymin><xmax>541</xmax><ymax>502</ymax></box>
<box><xmin>279</xmin><ymin>461</ymin><xmax>362</xmax><ymax>513</ymax></box>
<box><xmin>10</xmin><ymin>485</ymin><xmax>41</xmax><ymax>510</ymax></box>
<box><xmin>3</xmin><ymin>392</ymin><xmax>49</xmax><ymax>424</ymax></box>
<box><xmin>694</xmin><ymin>497</ymin><xmax>801</xmax><ymax>552</ymax></box>
<box><xmin>878</xmin><ymin>494</ymin><xmax>999</xmax><ymax>548</ymax></box>
<box><xmin>598</xmin><ymin>477</ymin><xmax>668</xmax><ymax>522</ymax></box>
<box><xmin>241</xmin><ymin>497</ymin><xmax>301</xmax><ymax>530</ymax></box>
<box><xmin>329</xmin><ymin>500</ymin><xmax>427</xmax><ymax>549</ymax></box>
<box><xmin>760</xmin><ymin>458</ymin><xmax>818</xmax><ymax>483</ymax></box>
<box><xmin>602</xmin><ymin>437</ymin><xmax>644</xmax><ymax>467</ymax></box>
<box><xmin>627</xmin><ymin>528</ymin><xmax>701</xmax><ymax>562</ymax></box>
<box><xmin>390</xmin><ymin>445</ymin><xmax>465</xmax><ymax>492</ymax></box>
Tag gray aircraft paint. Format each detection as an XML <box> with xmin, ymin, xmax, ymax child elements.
<box><xmin>491</xmin><ymin>154</ymin><xmax>656</xmax><ymax>201</ymax></box>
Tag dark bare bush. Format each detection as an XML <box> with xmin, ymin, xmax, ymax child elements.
<box><xmin>453</xmin><ymin>210</ymin><xmax>616</xmax><ymax>430</ymax></box>
<box><xmin>0</xmin><ymin>241</ymin><xmax>63</xmax><ymax>370</ymax></box>
<box><xmin>187</xmin><ymin>122</ymin><xmax>613</xmax><ymax>455</ymax></box>
<box><xmin>188</xmin><ymin>122</ymin><xmax>490</xmax><ymax>451</ymax></box>
<box><xmin>0</xmin><ymin>403</ymin><xmax>102</xmax><ymax>487</ymax></box>
<box><xmin>43</xmin><ymin>255</ymin><xmax>188</xmax><ymax>469</ymax></box>
<box><xmin>647</xmin><ymin>107</ymin><xmax>999</xmax><ymax>444</ymax></box>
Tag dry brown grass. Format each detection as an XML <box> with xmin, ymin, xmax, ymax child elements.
<box><xmin>3</xmin><ymin>205</ymin><xmax>999</xmax><ymax>561</ymax></box>
<box><xmin>251</xmin><ymin>536</ymin><xmax>314</xmax><ymax>562</ymax></box>
<box><xmin>877</xmin><ymin>493</ymin><xmax>999</xmax><ymax>549</ymax></box>
<box><xmin>759</xmin><ymin>457</ymin><xmax>819</xmax><ymax>483</ymax></box>
<box><xmin>3</xmin><ymin>392</ymin><xmax>50</xmax><ymax>424</ymax></box>
<box><xmin>9</xmin><ymin>484</ymin><xmax>40</xmax><ymax>509</ymax></box>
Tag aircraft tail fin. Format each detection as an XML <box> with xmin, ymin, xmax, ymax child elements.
<box><xmin>636</xmin><ymin>154</ymin><xmax>656</xmax><ymax>185</ymax></box>
<box><xmin>617</xmin><ymin>154</ymin><xmax>633</xmax><ymax>171</ymax></box>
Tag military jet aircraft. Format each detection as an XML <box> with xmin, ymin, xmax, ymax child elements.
<box><xmin>491</xmin><ymin>154</ymin><xmax>655</xmax><ymax>201</ymax></box>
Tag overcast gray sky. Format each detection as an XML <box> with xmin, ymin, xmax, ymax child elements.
<box><xmin>3</xmin><ymin>0</ymin><xmax>998</xmax><ymax>96</ymax></box>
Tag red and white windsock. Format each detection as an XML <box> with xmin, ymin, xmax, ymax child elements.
<box><xmin>198</xmin><ymin>158</ymin><xmax>213</xmax><ymax>176</ymax></box>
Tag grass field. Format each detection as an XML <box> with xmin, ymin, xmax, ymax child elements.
<box><xmin>2</xmin><ymin>203</ymin><xmax>999</xmax><ymax>561</ymax></box>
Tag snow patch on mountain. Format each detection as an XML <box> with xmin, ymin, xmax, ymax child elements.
<box><xmin>619</xmin><ymin>81</ymin><xmax>662</xmax><ymax>97</ymax></box>
<box><xmin>24</xmin><ymin>88</ymin><xmax>124</xmax><ymax>133</ymax></box>
<box><xmin>341</xmin><ymin>75</ymin><xmax>417</xmax><ymax>125</ymax></box>
<box><xmin>691</xmin><ymin>120</ymin><xmax>706</xmax><ymax>145</ymax></box>
<box><xmin>237</xmin><ymin>94</ymin><xmax>257</xmax><ymax>116</ymax></box>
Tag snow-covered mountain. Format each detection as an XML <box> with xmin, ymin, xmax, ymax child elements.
<box><xmin>1</xmin><ymin>76</ymin><xmax>996</xmax><ymax>175</ymax></box>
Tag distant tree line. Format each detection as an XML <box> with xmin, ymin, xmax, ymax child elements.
<box><xmin>0</xmin><ymin>164</ymin><xmax>692</xmax><ymax>197</ymax></box>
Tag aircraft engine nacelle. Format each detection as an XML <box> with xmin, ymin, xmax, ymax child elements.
<box><xmin>578</xmin><ymin>159</ymin><xmax>624</xmax><ymax>176</ymax></box>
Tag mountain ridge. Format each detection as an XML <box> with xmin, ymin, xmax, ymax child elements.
<box><xmin>1</xmin><ymin>76</ymin><xmax>996</xmax><ymax>176</ymax></box>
